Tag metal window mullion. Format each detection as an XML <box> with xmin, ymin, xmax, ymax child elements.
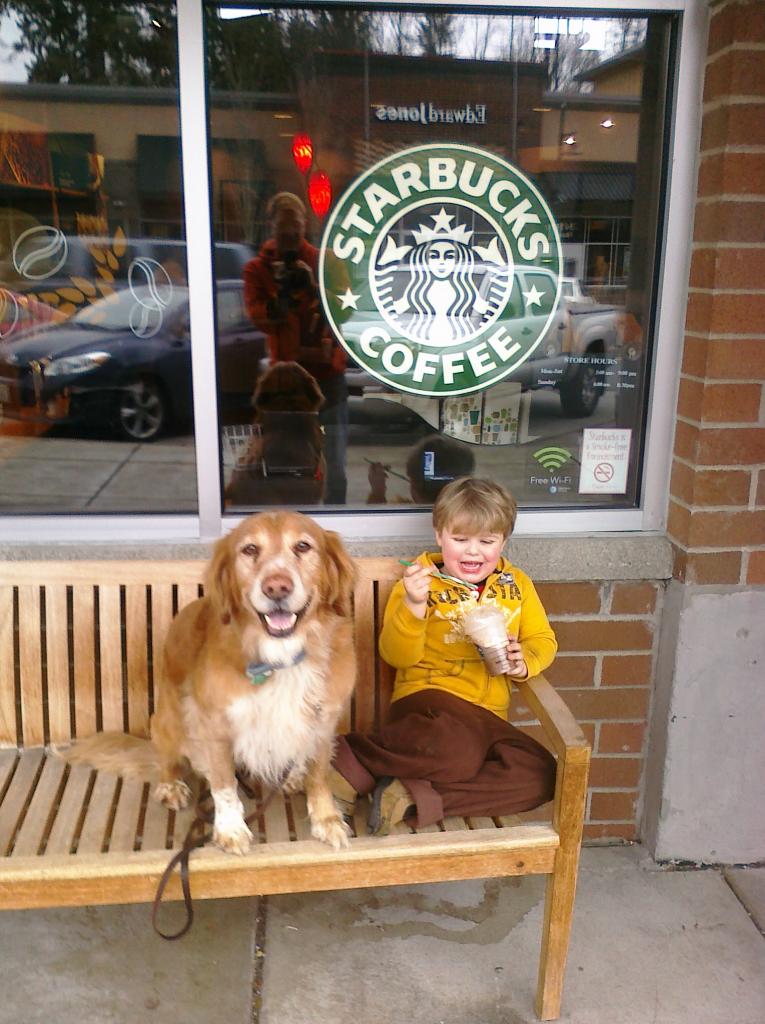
<box><xmin>177</xmin><ymin>0</ymin><xmax>222</xmax><ymax>541</ymax></box>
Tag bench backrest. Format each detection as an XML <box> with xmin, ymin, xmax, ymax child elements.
<box><xmin>0</xmin><ymin>557</ymin><xmax>402</xmax><ymax>748</ymax></box>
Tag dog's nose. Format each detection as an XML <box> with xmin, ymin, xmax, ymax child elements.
<box><xmin>262</xmin><ymin>572</ymin><xmax>294</xmax><ymax>601</ymax></box>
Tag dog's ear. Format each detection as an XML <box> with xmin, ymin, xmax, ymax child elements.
<box><xmin>206</xmin><ymin>533</ymin><xmax>241</xmax><ymax>624</ymax></box>
<box><xmin>321</xmin><ymin>529</ymin><xmax>357</xmax><ymax>618</ymax></box>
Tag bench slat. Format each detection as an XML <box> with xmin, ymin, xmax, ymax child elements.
<box><xmin>11</xmin><ymin>755</ymin><xmax>66</xmax><ymax>857</ymax></box>
<box><xmin>76</xmin><ymin>771</ymin><xmax>119</xmax><ymax>854</ymax></box>
<box><xmin>108</xmin><ymin>778</ymin><xmax>144</xmax><ymax>853</ymax></box>
<box><xmin>0</xmin><ymin>824</ymin><xmax>559</xmax><ymax>911</ymax></box>
<box><xmin>0</xmin><ymin>589</ymin><xmax>15</xmax><ymax>747</ymax></box>
<box><xmin>289</xmin><ymin>792</ymin><xmax>312</xmax><ymax>841</ymax></box>
<box><xmin>44</xmin><ymin>763</ymin><xmax>92</xmax><ymax>856</ymax></box>
<box><xmin>98</xmin><ymin>586</ymin><xmax>124</xmax><ymax>734</ymax></box>
<box><xmin>45</xmin><ymin>585</ymin><xmax>72</xmax><ymax>744</ymax></box>
<box><xmin>125</xmin><ymin>585</ymin><xmax>149</xmax><ymax>736</ymax></box>
<box><xmin>263</xmin><ymin>792</ymin><xmax>291</xmax><ymax>844</ymax></box>
<box><xmin>0</xmin><ymin>748</ymin><xmax>44</xmax><ymax>855</ymax></box>
<box><xmin>18</xmin><ymin>587</ymin><xmax>44</xmax><ymax>746</ymax></box>
<box><xmin>149</xmin><ymin>584</ymin><xmax>175</xmax><ymax>717</ymax></box>
<box><xmin>140</xmin><ymin>788</ymin><xmax>171</xmax><ymax>851</ymax></box>
<box><xmin>72</xmin><ymin>588</ymin><xmax>98</xmax><ymax>737</ymax></box>
<box><xmin>351</xmin><ymin>578</ymin><xmax>375</xmax><ymax>732</ymax></box>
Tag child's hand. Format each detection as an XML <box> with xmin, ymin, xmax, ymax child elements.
<box><xmin>402</xmin><ymin>560</ymin><xmax>431</xmax><ymax>618</ymax></box>
<box><xmin>505</xmin><ymin>637</ymin><xmax>528</xmax><ymax>679</ymax></box>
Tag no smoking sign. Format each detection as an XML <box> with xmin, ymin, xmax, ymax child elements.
<box><xmin>579</xmin><ymin>429</ymin><xmax>631</xmax><ymax>494</ymax></box>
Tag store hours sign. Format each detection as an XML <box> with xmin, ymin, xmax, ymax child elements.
<box><xmin>319</xmin><ymin>144</ymin><xmax>563</xmax><ymax>397</ymax></box>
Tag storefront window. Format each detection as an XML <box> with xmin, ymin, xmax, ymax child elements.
<box><xmin>206</xmin><ymin>5</ymin><xmax>672</xmax><ymax>512</ymax></box>
<box><xmin>0</xmin><ymin>2</ymin><xmax>197</xmax><ymax>514</ymax></box>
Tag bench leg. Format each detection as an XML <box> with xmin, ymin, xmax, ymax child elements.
<box><xmin>535</xmin><ymin>757</ymin><xmax>589</xmax><ymax>1021</ymax></box>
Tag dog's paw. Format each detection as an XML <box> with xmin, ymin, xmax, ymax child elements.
<box><xmin>311</xmin><ymin>814</ymin><xmax>352</xmax><ymax>850</ymax></box>
<box><xmin>213</xmin><ymin>821</ymin><xmax>253</xmax><ymax>855</ymax></box>
<box><xmin>154</xmin><ymin>779</ymin><xmax>192</xmax><ymax>811</ymax></box>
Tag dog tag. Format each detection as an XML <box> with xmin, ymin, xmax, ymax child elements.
<box><xmin>245</xmin><ymin>662</ymin><xmax>273</xmax><ymax>685</ymax></box>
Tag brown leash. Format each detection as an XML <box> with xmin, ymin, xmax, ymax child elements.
<box><xmin>151</xmin><ymin>771</ymin><xmax>287</xmax><ymax>940</ymax></box>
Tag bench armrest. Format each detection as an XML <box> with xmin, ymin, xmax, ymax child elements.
<box><xmin>516</xmin><ymin>674</ymin><xmax>590</xmax><ymax>765</ymax></box>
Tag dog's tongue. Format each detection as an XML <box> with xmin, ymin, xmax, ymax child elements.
<box><xmin>265</xmin><ymin>610</ymin><xmax>297</xmax><ymax>635</ymax></box>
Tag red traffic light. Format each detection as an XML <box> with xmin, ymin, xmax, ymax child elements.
<box><xmin>291</xmin><ymin>133</ymin><xmax>314</xmax><ymax>175</ymax></box>
<box><xmin>308</xmin><ymin>170</ymin><xmax>332</xmax><ymax>218</ymax></box>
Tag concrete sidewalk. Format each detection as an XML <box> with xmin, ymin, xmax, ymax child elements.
<box><xmin>1</xmin><ymin>845</ymin><xmax>763</xmax><ymax>1024</ymax></box>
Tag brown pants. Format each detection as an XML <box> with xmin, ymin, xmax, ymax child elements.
<box><xmin>334</xmin><ymin>689</ymin><xmax>556</xmax><ymax>828</ymax></box>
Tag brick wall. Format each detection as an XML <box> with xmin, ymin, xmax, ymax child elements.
<box><xmin>668</xmin><ymin>0</ymin><xmax>765</xmax><ymax>585</ymax></box>
<box><xmin>511</xmin><ymin>579</ymin><xmax>662</xmax><ymax>841</ymax></box>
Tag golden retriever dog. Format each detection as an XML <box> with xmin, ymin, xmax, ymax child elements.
<box><xmin>225</xmin><ymin>361</ymin><xmax>326</xmax><ymax>507</ymax></box>
<box><xmin>62</xmin><ymin>511</ymin><xmax>357</xmax><ymax>853</ymax></box>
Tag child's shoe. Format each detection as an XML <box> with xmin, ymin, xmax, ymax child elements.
<box><xmin>368</xmin><ymin>777</ymin><xmax>414</xmax><ymax>835</ymax></box>
<box><xmin>328</xmin><ymin>766</ymin><xmax>358</xmax><ymax>818</ymax></box>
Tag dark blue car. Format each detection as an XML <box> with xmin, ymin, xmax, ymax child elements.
<box><xmin>0</xmin><ymin>280</ymin><xmax>265</xmax><ymax>441</ymax></box>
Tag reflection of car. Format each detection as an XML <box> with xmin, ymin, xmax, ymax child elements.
<box><xmin>0</xmin><ymin>280</ymin><xmax>265</xmax><ymax>441</ymax></box>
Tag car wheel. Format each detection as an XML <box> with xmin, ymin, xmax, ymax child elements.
<box><xmin>114</xmin><ymin>376</ymin><xmax>168</xmax><ymax>441</ymax></box>
<box><xmin>559</xmin><ymin>362</ymin><xmax>600</xmax><ymax>417</ymax></box>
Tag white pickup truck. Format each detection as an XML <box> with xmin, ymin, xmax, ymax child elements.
<box><xmin>507</xmin><ymin>271</ymin><xmax>622</xmax><ymax>417</ymax></box>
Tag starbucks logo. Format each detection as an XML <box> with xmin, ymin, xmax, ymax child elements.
<box><xmin>319</xmin><ymin>144</ymin><xmax>562</xmax><ymax>397</ymax></box>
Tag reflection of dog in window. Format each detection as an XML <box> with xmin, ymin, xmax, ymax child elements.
<box><xmin>225</xmin><ymin>362</ymin><xmax>326</xmax><ymax>507</ymax></box>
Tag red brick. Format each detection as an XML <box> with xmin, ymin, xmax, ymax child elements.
<box><xmin>514</xmin><ymin>687</ymin><xmax>651</xmax><ymax>723</ymax></box>
<box><xmin>589</xmin><ymin>757</ymin><xmax>642</xmax><ymax>788</ymax></box>
<box><xmin>698</xmin><ymin>428</ymin><xmax>765</xmax><ymax>466</ymax></box>
<box><xmin>668</xmin><ymin>499</ymin><xmax>691</xmax><ymax>547</ymax></box>
<box><xmin>672</xmin><ymin>544</ymin><xmax>688</xmax><ymax>582</ymax></box>
<box><xmin>670</xmin><ymin>459</ymin><xmax>695</xmax><ymax>505</ymax></box>
<box><xmin>708</xmin><ymin>1</ymin><xmax>765</xmax><ymax>53</ymax></box>
<box><xmin>706</xmin><ymin>341</ymin><xmax>765</xmax><ymax>380</ymax></box>
<box><xmin>747</xmin><ymin>550</ymin><xmax>765</xmax><ymax>584</ymax></box>
<box><xmin>584</xmin><ymin>824</ymin><xmax>637</xmax><ymax>841</ymax></box>
<box><xmin>688</xmin><ymin>510</ymin><xmax>765</xmax><ymax>547</ymax></box>
<box><xmin>601</xmin><ymin>655</ymin><xmax>653</xmax><ymax>687</ymax></box>
<box><xmin>698</xmin><ymin>152</ymin><xmax>765</xmax><ymax>198</ymax></box>
<box><xmin>693</xmin><ymin>469</ymin><xmax>751</xmax><ymax>506</ymax></box>
<box><xmin>512</xmin><ymin>722</ymin><xmax>596</xmax><ymax>752</ymax></box>
<box><xmin>599</xmin><ymin>724</ymin><xmax>645</xmax><ymax>755</ymax></box>
<box><xmin>757</xmin><ymin>470</ymin><xmax>765</xmax><ymax>506</ymax></box>
<box><xmin>699</xmin><ymin>245</ymin><xmax>765</xmax><ymax>290</ymax></box>
<box><xmin>688</xmin><ymin>248</ymin><xmax>717</xmax><ymax>290</ymax></box>
<box><xmin>534</xmin><ymin>582</ymin><xmax>602</xmax><ymax>615</ymax></box>
<box><xmin>684</xmin><ymin>291</ymin><xmax>713</xmax><ymax>333</ymax></box>
<box><xmin>590</xmin><ymin>790</ymin><xmax>639</xmax><ymax>820</ymax></box>
<box><xmin>702</xmin><ymin>383</ymin><xmax>762</xmax><ymax>423</ymax></box>
<box><xmin>676</xmin><ymin>376</ymin><xmax>705</xmax><ymax>421</ymax></box>
<box><xmin>709</xmin><ymin>294</ymin><xmax>765</xmax><ymax>335</ymax></box>
<box><xmin>693</xmin><ymin>201</ymin><xmax>765</xmax><ymax>244</ymax></box>
<box><xmin>680</xmin><ymin>336</ymin><xmax>708</xmax><ymax>377</ymax></box>
<box><xmin>704</xmin><ymin>50</ymin><xmax>765</xmax><ymax>103</ymax></box>
<box><xmin>701</xmin><ymin>104</ymin><xmax>765</xmax><ymax>152</ymax></box>
<box><xmin>610</xmin><ymin>583</ymin><xmax>658</xmax><ymax>615</ymax></box>
<box><xmin>544</xmin><ymin>655</ymin><xmax>597</xmax><ymax>688</ymax></box>
<box><xmin>685</xmin><ymin>550</ymin><xmax>743</xmax><ymax>584</ymax></box>
<box><xmin>552</xmin><ymin>620</ymin><xmax>654</xmax><ymax>653</ymax></box>
<box><xmin>673</xmin><ymin>420</ymin><xmax>700</xmax><ymax>463</ymax></box>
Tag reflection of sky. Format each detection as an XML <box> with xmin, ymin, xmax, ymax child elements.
<box><xmin>0</xmin><ymin>14</ymin><xmax>28</xmax><ymax>82</ymax></box>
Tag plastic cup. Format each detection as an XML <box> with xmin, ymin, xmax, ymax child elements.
<box><xmin>462</xmin><ymin>607</ymin><xmax>511</xmax><ymax>675</ymax></box>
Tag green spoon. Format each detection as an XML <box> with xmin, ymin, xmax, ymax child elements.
<box><xmin>399</xmin><ymin>559</ymin><xmax>479</xmax><ymax>590</ymax></box>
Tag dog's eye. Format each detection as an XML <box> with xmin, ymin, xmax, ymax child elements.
<box><xmin>241</xmin><ymin>544</ymin><xmax>260</xmax><ymax>559</ymax></box>
<box><xmin>294</xmin><ymin>540</ymin><xmax>312</xmax><ymax>555</ymax></box>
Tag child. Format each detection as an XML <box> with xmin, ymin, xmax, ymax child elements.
<box><xmin>331</xmin><ymin>477</ymin><xmax>557</xmax><ymax>834</ymax></box>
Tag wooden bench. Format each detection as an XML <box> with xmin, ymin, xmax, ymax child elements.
<box><xmin>0</xmin><ymin>557</ymin><xmax>590</xmax><ymax>1021</ymax></box>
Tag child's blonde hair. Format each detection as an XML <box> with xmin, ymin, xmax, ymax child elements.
<box><xmin>432</xmin><ymin>477</ymin><xmax>517</xmax><ymax>538</ymax></box>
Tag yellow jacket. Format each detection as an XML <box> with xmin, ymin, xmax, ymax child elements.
<box><xmin>380</xmin><ymin>553</ymin><xmax>557</xmax><ymax>720</ymax></box>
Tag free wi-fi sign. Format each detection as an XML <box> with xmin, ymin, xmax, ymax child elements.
<box><xmin>533</xmin><ymin>446</ymin><xmax>572</xmax><ymax>471</ymax></box>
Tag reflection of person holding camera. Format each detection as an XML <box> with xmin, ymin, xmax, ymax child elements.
<box><xmin>243</xmin><ymin>192</ymin><xmax>348</xmax><ymax>504</ymax></box>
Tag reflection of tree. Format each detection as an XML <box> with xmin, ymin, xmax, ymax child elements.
<box><xmin>0</xmin><ymin>2</ymin><xmax>178</xmax><ymax>84</ymax></box>
<box><xmin>417</xmin><ymin>13</ymin><xmax>455</xmax><ymax>57</ymax></box>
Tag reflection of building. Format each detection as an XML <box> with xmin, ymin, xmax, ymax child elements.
<box><xmin>528</xmin><ymin>47</ymin><xmax>644</xmax><ymax>293</ymax></box>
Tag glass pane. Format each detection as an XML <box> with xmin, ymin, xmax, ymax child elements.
<box><xmin>0</xmin><ymin>2</ymin><xmax>196</xmax><ymax>514</ymax></box>
<box><xmin>206</xmin><ymin>5</ymin><xmax>672</xmax><ymax>512</ymax></box>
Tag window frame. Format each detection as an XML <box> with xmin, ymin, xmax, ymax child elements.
<box><xmin>0</xmin><ymin>0</ymin><xmax>706</xmax><ymax>543</ymax></box>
